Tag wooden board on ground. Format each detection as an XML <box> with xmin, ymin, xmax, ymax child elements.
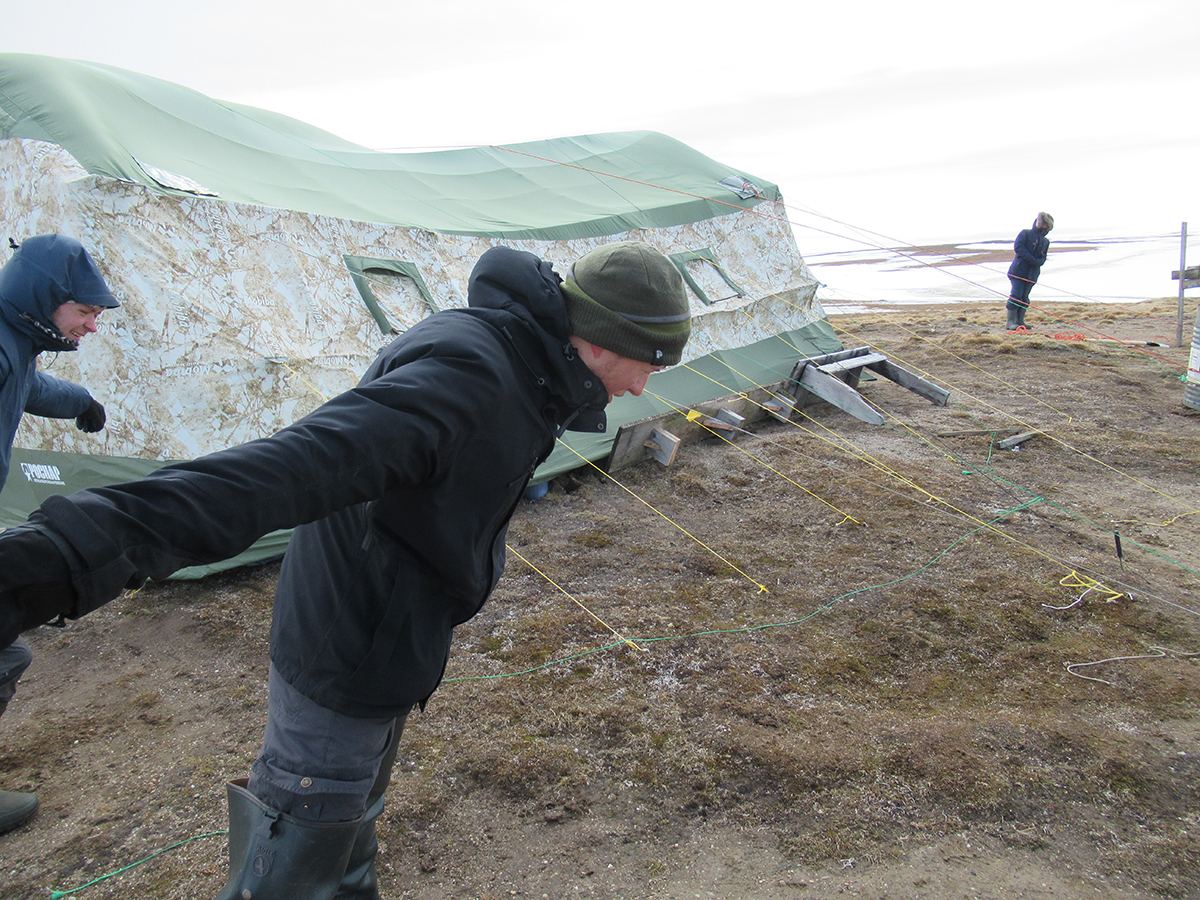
<box><xmin>998</xmin><ymin>429</ymin><xmax>1043</xmax><ymax>450</ymax></box>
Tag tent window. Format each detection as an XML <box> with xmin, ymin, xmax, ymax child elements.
<box><xmin>669</xmin><ymin>249</ymin><xmax>746</xmax><ymax>306</ymax></box>
<box><xmin>718</xmin><ymin>175</ymin><xmax>764</xmax><ymax>200</ymax></box>
<box><xmin>344</xmin><ymin>256</ymin><xmax>437</xmax><ymax>335</ymax></box>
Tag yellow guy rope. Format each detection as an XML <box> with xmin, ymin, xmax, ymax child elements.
<box><xmin>672</xmin><ymin>403</ymin><xmax>862</xmax><ymax>525</ymax></box>
<box><xmin>668</xmin><ymin>358</ymin><xmax>1106</xmax><ymax>580</ymax></box>
<box><xmin>1042</xmin><ymin>572</ymin><xmax>1125</xmax><ymax>610</ymax></box>
<box><xmin>829</xmin><ymin>318</ymin><xmax>1200</xmax><ymax>519</ymax></box>
<box><xmin>505</xmin><ymin>544</ymin><xmax>645</xmax><ymax>653</ymax></box>
<box><xmin>671</xmin><ymin>355</ymin><xmax>941</xmax><ymax>502</ymax></box>
<box><xmin>829</xmin><ymin>316</ymin><xmax>1077</xmax><ymax>422</ymax></box>
<box><xmin>554</xmin><ymin>440</ymin><xmax>770</xmax><ymax>594</ymax></box>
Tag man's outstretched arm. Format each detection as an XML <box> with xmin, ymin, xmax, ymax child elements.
<box><xmin>0</xmin><ymin>348</ymin><xmax>483</xmax><ymax>648</ymax></box>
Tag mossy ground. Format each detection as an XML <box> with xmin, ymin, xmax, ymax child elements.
<box><xmin>2</xmin><ymin>298</ymin><xmax>1199</xmax><ymax>899</ymax></box>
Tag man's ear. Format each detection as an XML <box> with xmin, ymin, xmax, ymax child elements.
<box><xmin>569</xmin><ymin>334</ymin><xmax>604</xmax><ymax>359</ymax></box>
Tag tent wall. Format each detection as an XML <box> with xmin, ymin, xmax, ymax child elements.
<box><xmin>0</xmin><ymin>109</ymin><xmax>830</xmax><ymax>576</ymax></box>
<box><xmin>0</xmin><ymin>137</ymin><xmax>824</xmax><ymax>468</ymax></box>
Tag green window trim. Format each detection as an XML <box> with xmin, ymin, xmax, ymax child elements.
<box><xmin>669</xmin><ymin>248</ymin><xmax>746</xmax><ymax>306</ymax></box>
<box><xmin>344</xmin><ymin>255</ymin><xmax>438</xmax><ymax>334</ymax></box>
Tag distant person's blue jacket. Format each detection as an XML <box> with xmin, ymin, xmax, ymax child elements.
<box><xmin>0</xmin><ymin>235</ymin><xmax>117</xmax><ymax>489</ymax></box>
<box><xmin>1007</xmin><ymin>221</ymin><xmax>1051</xmax><ymax>285</ymax></box>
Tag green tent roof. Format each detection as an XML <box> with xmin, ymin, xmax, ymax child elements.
<box><xmin>0</xmin><ymin>53</ymin><xmax>778</xmax><ymax>240</ymax></box>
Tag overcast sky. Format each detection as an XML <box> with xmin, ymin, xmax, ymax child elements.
<box><xmin>3</xmin><ymin>0</ymin><xmax>1198</xmax><ymax>257</ymax></box>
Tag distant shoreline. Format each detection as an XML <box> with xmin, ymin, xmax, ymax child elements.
<box><xmin>808</xmin><ymin>240</ymin><xmax>1094</xmax><ymax>270</ymax></box>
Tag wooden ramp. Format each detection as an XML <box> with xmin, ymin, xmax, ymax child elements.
<box><xmin>606</xmin><ymin>347</ymin><xmax>950</xmax><ymax>473</ymax></box>
<box><xmin>791</xmin><ymin>346</ymin><xmax>950</xmax><ymax>424</ymax></box>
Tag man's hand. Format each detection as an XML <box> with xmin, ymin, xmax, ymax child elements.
<box><xmin>0</xmin><ymin>527</ymin><xmax>76</xmax><ymax>650</ymax></box>
<box><xmin>75</xmin><ymin>399</ymin><xmax>106</xmax><ymax>433</ymax></box>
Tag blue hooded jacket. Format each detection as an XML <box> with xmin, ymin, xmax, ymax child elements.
<box><xmin>1007</xmin><ymin>214</ymin><xmax>1053</xmax><ymax>284</ymax></box>
<box><xmin>0</xmin><ymin>235</ymin><xmax>118</xmax><ymax>489</ymax></box>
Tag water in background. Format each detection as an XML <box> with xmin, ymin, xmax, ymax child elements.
<box><xmin>806</xmin><ymin>232</ymin><xmax>1193</xmax><ymax>315</ymax></box>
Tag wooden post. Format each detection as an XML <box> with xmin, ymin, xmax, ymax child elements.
<box><xmin>1179</xmin><ymin>222</ymin><xmax>1188</xmax><ymax>348</ymax></box>
<box><xmin>762</xmin><ymin>392</ymin><xmax>796</xmax><ymax>423</ymax></box>
<box><xmin>642</xmin><ymin>428</ymin><xmax>681</xmax><ymax>467</ymax></box>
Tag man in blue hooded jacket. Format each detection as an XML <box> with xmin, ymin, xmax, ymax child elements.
<box><xmin>0</xmin><ymin>234</ymin><xmax>118</xmax><ymax>834</ymax></box>
<box><xmin>1005</xmin><ymin>212</ymin><xmax>1054</xmax><ymax>331</ymax></box>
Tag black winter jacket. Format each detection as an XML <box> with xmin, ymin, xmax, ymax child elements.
<box><xmin>31</xmin><ymin>247</ymin><xmax>608</xmax><ymax>716</ymax></box>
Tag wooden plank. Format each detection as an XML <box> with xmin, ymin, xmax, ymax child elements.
<box><xmin>804</xmin><ymin>346</ymin><xmax>878</xmax><ymax>366</ymax></box>
<box><xmin>642</xmin><ymin>428</ymin><xmax>681</xmax><ymax>466</ymax></box>
<box><xmin>796</xmin><ymin>364</ymin><xmax>886</xmax><ymax>425</ymax></box>
<box><xmin>999</xmin><ymin>429</ymin><xmax>1042</xmax><ymax>450</ymax></box>
<box><xmin>762</xmin><ymin>392</ymin><xmax>797</xmax><ymax>423</ymax></box>
<box><xmin>607</xmin><ymin>380</ymin><xmax>793</xmax><ymax>471</ymax></box>
<box><xmin>609</xmin><ymin>415</ymin><xmax>689</xmax><ymax>472</ymax></box>
<box><xmin>818</xmin><ymin>352</ymin><xmax>888</xmax><ymax>375</ymax></box>
<box><xmin>714</xmin><ymin>408</ymin><xmax>746</xmax><ymax>430</ymax></box>
<box><xmin>937</xmin><ymin>429</ymin><xmax>1022</xmax><ymax>438</ymax></box>
<box><xmin>1172</xmin><ymin>266</ymin><xmax>1200</xmax><ymax>280</ymax></box>
<box><xmin>864</xmin><ymin>358</ymin><xmax>951</xmax><ymax>406</ymax></box>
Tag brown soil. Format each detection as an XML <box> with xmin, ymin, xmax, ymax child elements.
<box><xmin>3</xmin><ymin>298</ymin><xmax>1199</xmax><ymax>900</ymax></box>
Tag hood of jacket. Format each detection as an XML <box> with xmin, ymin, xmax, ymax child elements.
<box><xmin>0</xmin><ymin>234</ymin><xmax>119</xmax><ymax>353</ymax></box>
<box><xmin>466</xmin><ymin>246</ymin><xmax>608</xmax><ymax>433</ymax></box>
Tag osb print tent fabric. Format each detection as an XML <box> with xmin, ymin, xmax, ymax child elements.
<box><xmin>0</xmin><ymin>53</ymin><xmax>840</xmax><ymax>573</ymax></box>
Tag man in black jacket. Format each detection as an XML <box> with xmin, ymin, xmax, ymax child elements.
<box><xmin>0</xmin><ymin>241</ymin><xmax>691</xmax><ymax>899</ymax></box>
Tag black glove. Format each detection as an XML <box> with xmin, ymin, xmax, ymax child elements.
<box><xmin>0</xmin><ymin>527</ymin><xmax>76</xmax><ymax>650</ymax></box>
<box><xmin>76</xmin><ymin>398</ymin><xmax>106</xmax><ymax>433</ymax></box>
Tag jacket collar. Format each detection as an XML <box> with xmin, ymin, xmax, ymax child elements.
<box><xmin>467</xmin><ymin>246</ymin><xmax>609</xmax><ymax>433</ymax></box>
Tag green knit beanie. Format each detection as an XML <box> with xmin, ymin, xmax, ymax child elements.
<box><xmin>561</xmin><ymin>241</ymin><xmax>691</xmax><ymax>366</ymax></box>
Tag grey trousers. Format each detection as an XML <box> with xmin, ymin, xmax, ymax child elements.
<box><xmin>247</xmin><ymin>664</ymin><xmax>409</xmax><ymax>823</ymax></box>
<box><xmin>0</xmin><ymin>637</ymin><xmax>33</xmax><ymax>718</ymax></box>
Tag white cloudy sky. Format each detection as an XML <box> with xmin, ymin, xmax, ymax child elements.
<box><xmin>3</xmin><ymin>0</ymin><xmax>1198</xmax><ymax>259</ymax></box>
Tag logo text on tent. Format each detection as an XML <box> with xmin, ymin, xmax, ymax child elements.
<box><xmin>20</xmin><ymin>462</ymin><xmax>65</xmax><ymax>485</ymax></box>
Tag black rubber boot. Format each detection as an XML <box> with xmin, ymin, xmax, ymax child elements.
<box><xmin>334</xmin><ymin>715</ymin><xmax>406</xmax><ymax>899</ymax></box>
<box><xmin>0</xmin><ymin>686</ymin><xmax>38</xmax><ymax>834</ymax></box>
<box><xmin>334</xmin><ymin>794</ymin><xmax>385</xmax><ymax>899</ymax></box>
<box><xmin>214</xmin><ymin>779</ymin><xmax>360</xmax><ymax>900</ymax></box>
<box><xmin>1005</xmin><ymin>306</ymin><xmax>1020</xmax><ymax>331</ymax></box>
<box><xmin>0</xmin><ymin>788</ymin><xmax>37</xmax><ymax>834</ymax></box>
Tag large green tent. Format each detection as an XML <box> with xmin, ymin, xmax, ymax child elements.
<box><xmin>0</xmin><ymin>53</ymin><xmax>837</xmax><ymax>575</ymax></box>
<box><xmin>0</xmin><ymin>52</ymin><xmax>780</xmax><ymax>239</ymax></box>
